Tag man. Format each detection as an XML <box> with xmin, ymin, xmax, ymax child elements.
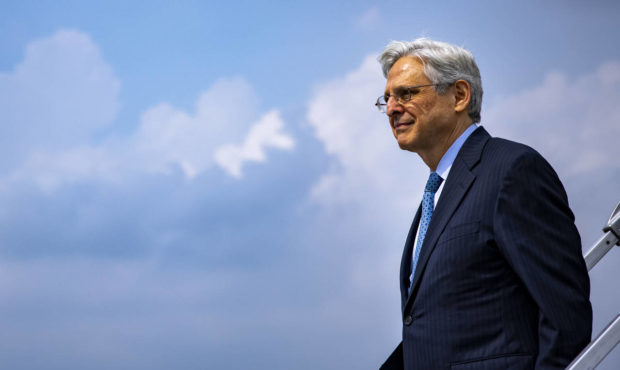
<box><xmin>376</xmin><ymin>38</ymin><xmax>592</xmax><ymax>369</ymax></box>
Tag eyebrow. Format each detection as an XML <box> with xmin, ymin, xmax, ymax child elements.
<box><xmin>384</xmin><ymin>85</ymin><xmax>422</xmax><ymax>97</ymax></box>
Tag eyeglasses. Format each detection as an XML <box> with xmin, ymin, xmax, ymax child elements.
<box><xmin>375</xmin><ymin>83</ymin><xmax>441</xmax><ymax>113</ymax></box>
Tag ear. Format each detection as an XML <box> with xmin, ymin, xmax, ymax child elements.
<box><xmin>453</xmin><ymin>79</ymin><xmax>471</xmax><ymax>114</ymax></box>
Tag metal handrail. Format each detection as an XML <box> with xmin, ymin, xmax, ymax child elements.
<box><xmin>584</xmin><ymin>202</ymin><xmax>620</xmax><ymax>270</ymax></box>
<box><xmin>566</xmin><ymin>201</ymin><xmax>620</xmax><ymax>369</ymax></box>
<box><xmin>567</xmin><ymin>314</ymin><xmax>620</xmax><ymax>370</ymax></box>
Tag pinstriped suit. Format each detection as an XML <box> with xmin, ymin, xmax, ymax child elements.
<box><xmin>381</xmin><ymin>126</ymin><xmax>592</xmax><ymax>369</ymax></box>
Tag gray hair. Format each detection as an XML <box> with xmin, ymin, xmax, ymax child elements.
<box><xmin>378</xmin><ymin>38</ymin><xmax>483</xmax><ymax>123</ymax></box>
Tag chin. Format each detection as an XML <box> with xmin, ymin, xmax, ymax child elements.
<box><xmin>397</xmin><ymin>140</ymin><xmax>418</xmax><ymax>153</ymax></box>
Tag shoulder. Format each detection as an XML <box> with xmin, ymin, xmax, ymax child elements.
<box><xmin>459</xmin><ymin>127</ymin><xmax>545</xmax><ymax>170</ymax></box>
<box><xmin>481</xmin><ymin>136</ymin><xmax>553</xmax><ymax>173</ymax></box>
<box><xmin>485</xmin><ymin>136</ymin><xmax>540</xmax><ymax>161</ymax></box>
<box><xmin>485</xmin><ymin>136</ymin><xmax>568</xmax><ymax>200</ymax></box>
<box><xmin>468</xmin><ymin>133</ymin><xmax>564</xmax><ymax>196</ymax></box>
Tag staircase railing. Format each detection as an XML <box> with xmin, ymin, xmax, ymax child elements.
<box><xmin>566</xmin><ymin>201</ymin><xmax>620</xmax><ymax>369</ymax></box>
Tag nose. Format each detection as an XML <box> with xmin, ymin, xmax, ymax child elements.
<box><xmin>386</xmin><ymin>96</ymin><xmax>403</xmax><ymax>117</ymax></box>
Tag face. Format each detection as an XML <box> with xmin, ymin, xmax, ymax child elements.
<box><xmin>384</xmin><ymin>56</ymin><xmax>457</xmax><ymax>154</ymax></box>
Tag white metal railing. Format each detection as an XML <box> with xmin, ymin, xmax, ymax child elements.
<box><xmin>566</xmin><ymin>201</ymin><xmax>620</xmax><ymax>369</ymax></box>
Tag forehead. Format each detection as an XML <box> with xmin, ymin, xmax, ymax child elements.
<box><xmin>385</xmin><ymin>56</ymin><xmax>428</xmax><ymax>92</ymax></box>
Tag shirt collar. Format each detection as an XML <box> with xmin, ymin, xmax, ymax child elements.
<box><xmin>434</xmin><ymin>124</ymin><xmax>478</xmax><ymax>179</ymax></box>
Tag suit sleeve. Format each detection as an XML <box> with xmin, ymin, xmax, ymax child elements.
<box><xmin>493</xmin><ymin>150</ymin><xmax>592</xmax><ymax>369</ymax></box>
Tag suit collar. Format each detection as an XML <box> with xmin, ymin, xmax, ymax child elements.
<box><xmin>454</xmin><ymin>126</ymin><xmax>489</xmax><ymax>170</ymax></box>
<box><xmin>435</xmin><ymin>124</ymin><xmax>478</xmax><ymax>179</ymax></box>
<box><xmin>402</xmin><ymin>126</ymin><xmax>491</xmax><ymax>314</ymax></box>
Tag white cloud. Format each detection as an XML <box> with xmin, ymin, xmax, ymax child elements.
<box><xmin>307</xmin><ymin>54</ymin><xmax>428</xmax><ymax>217</ymax></box>
<box><xmin>214</xmin><ymin>110</ymin><xmax>294</xmax><ymax>178</ymax></box>
<box><xmin>128</xmin><ymin>76</ymin><xmax>293</xmax><ymax>179</ymax></box>
<box><xmin>0</xmin><ymin>30</ymin><xmax>120</xmax><ymax>170</ymax></box>
<box><xmin>4</xmin><ymin>145</ymin><xmax>117</xmax><ymax>192</ymax></box>
<box><xmin>486</xmin><ymin>61</ymin><xmax>620</xmax><ymax>178</ymax></box>
<box><xmin>0</xmin><ymin>31</ymin><xmax>295</xmax><ymax>190</ymax></box>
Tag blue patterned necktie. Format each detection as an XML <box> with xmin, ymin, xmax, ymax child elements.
<box><xmin>410</xmin><ymin>172</ymin><xmax>443</xmax><ymax>288</ymax></box>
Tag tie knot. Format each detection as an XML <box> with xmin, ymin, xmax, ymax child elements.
<box><xmin>424</xmin><ymin>172</ymin><xmax>443</xmax><ymax>193</ymax></box>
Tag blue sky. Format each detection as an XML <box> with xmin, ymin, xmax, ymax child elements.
<box><xmin>1</xmin><ymin>1</ymin><xmax>619</xmax><ymax>369</ymax></box>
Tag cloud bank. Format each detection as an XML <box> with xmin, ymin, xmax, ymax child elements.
<box><xmin>0</xmin><ymin>30</ymin><xmax>295</xmax><ymax>192</ymax></box>
<box><xmin>487</xmin><ymin>61</ymin><xmax>620</xmax><ymax>179</ymax></box>
<box><xmin>0</xmin><ymin>30</ymin><xmax>120</xmax><ymax>171</ymax></box>
<box><xmin>214</xmin><ymin>110</ymin><xmax>294</xmax><ymax>178</ymax></box>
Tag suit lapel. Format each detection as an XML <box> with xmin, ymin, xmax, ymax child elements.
<box><xmin>403</xmin><ymin>127</ymin><xmax>490</xmax><ymax>314</ymax></box>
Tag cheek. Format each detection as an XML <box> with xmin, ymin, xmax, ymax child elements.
<box><xmin>405</xmin><ymin>99</ymin><xmax>433</xmax><ymax>117</ymax></box>
<box><xmin>417</xmin><ymin>98</ymin><xmax>436</xmax><ymax>113</ymax></box>
<box><xmin>406</xmin><ymin>101</ymin><xmax>423</xmax><ymax>113</ymax></box>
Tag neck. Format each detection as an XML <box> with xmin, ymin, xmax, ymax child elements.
<box><xmin>419</xmin><ymin>119</ymin><xmax>472</xmax><ymax>171</ymax></box>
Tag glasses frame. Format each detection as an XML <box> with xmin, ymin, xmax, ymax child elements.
<box><xmin>375</xmin><ymin>83</ymin><xmax>442</xmax><ymax>113</ymax></box>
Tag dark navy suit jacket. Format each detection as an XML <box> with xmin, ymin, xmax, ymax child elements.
<box><xmin>381</xmin><ymin>127</ymin><xmax>592</xmax><ymax>369</ymax></box>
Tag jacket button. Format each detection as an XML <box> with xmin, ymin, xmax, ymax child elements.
<box><xmin>403</xmin><ymin>315</ymin><xmax>413</xmax><ymax>326</ymax></box>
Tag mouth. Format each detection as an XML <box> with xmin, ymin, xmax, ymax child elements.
<box><xmin>394</xmin><ymin>120</ymin><xmax>414</xmax><ymax>130</ymax></box>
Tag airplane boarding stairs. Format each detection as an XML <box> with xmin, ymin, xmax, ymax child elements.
<box><xmin>567</xmin><ymin>201</ymin><xmax>620</xmax><ymax>369</ymax></box>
